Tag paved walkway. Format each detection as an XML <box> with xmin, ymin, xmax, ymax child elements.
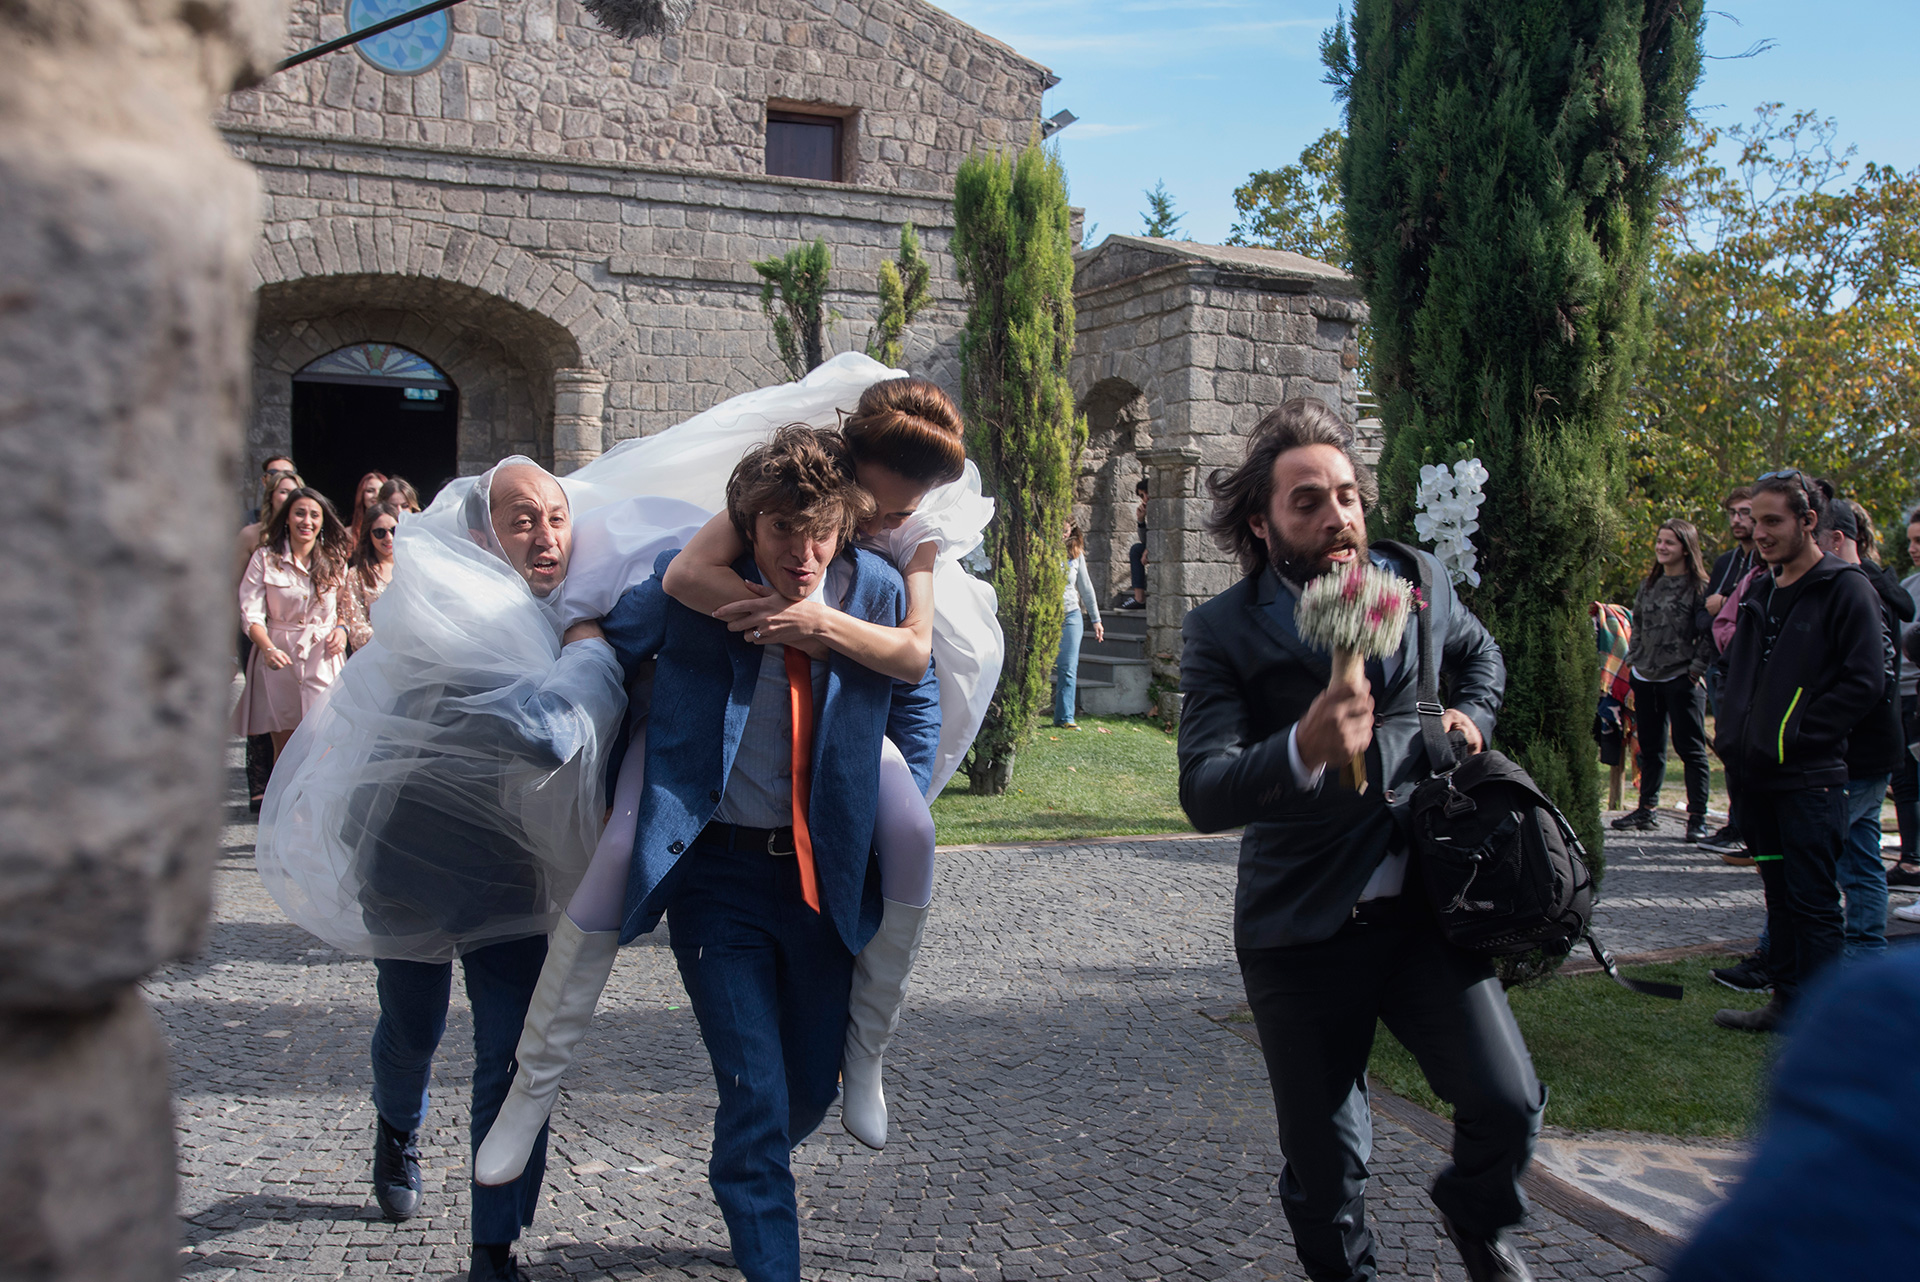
<box><xmin>158</xmin><ymin>751</ymin><xmax>1691</xmax><ymax>1281</ymax></box>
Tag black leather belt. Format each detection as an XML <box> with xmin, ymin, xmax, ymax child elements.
<box><xmin>698</xmin><ymin>821</ymin><xmax>796</xmax><ymax>856</ymax></box>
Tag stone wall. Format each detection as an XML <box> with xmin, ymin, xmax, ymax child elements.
<box><xmin>232</xmin><ymin>126</ymin><xmax>974</xmax><ymax>476</ymax></box>
<box><xmin>223</xmin><ymin>0</ymin><xmax>1052</xmax><ymax>189</ymax></box>
<box><xmin>0</xmin><ymin>1</ymin><xmax>284</xmax><ymax>1276</ymax></box>
<box><xmin>1068</xmin><ymin>236</ymin><xmax>1369</xmax><ymax>695</ymax></box>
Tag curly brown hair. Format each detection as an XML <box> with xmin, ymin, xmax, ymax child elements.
<box><xmin>726</xmin><ymin>425</ymin><xmax>876</xmax><ymax>554</ymax></box>
<box><xmin>1205</xmin><ymin>399</ymin><xmax>1375</xmax><ymax>576</ymax></box>
<box><xmin>841</xmin><ymin>377</ymin><xmax>966</xmax><ymax>487</ymax></box>
<box><xmin>260</xmin><ymin>486</ymin><xmax>353</xmax><ymax>590</ymax></box>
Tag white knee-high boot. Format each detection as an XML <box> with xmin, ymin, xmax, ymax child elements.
<box><xmin>474</xmin><ymin>916</ymin><xmax>619</xmax><ymax>1186</ymax></box>
<box><xmin>841</xmin><ymin>897</ymin><xmax>929</xmax><ymax>1149</ymax></box>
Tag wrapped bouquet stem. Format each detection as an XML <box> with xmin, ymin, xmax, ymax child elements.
<box><xmin>1296</xmin><ymin>562</ymin><xmax>1414</xmax><ymax>793</ymax></box>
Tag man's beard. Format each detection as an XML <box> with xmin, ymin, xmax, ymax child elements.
<box><xmin>1266</xmin><ymin>526</ymin><xmax>1368</xmax><ymax>585</ymax></box>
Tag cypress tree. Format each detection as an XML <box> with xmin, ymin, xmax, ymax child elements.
<box><xmin>953</xmin><ymin>141</ymin><xmax>1081</xmax><ymax>795</ymax></box>
<box><xmin>753</xmin><ymin>238</ymin><xmax>833</xmax><ymax>380</ymax></box>
<box><xmin>1327</xmin><ymin>1</ymin><xmax>1702</xmax><ymax>882</ymax></box>
<box><xmin>865</xmin><ymin>222</ymin><xmax>932</xmax><ymax>369</ymax></box>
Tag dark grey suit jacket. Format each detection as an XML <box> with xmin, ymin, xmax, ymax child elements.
<box><xmin>1177</xmin><ymin>543</ymin><xmax>1505</xmax><ymax>949</ymax></box>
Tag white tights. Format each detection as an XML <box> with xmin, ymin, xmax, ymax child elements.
<box><xmin>565</xmin><ymin>729</ymin><xmax>936</xmax><ymax>932</ymax></box>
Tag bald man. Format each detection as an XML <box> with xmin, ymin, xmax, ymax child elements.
<box><xmin>363</xmin><ymin>461</ymin><xmax>618</xmax><ymax>1282</ymax></box>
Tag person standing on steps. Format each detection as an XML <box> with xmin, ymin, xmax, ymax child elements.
<box><xmin>1177</xmin><ymin>400</ymin><xmax>1540</xmax><ymax>1282</ymax></box>
<box><xmin>1611</xmin><ymin>520</ymin><xmax>1716</xmax><ymax>842</ymax></box>
<box><xmin>1887</xmin><ymin>507</ymin><xmax>1920</xmax><ymax>892</ymax></box>
<box><xmin>1054</xmin><ymin>522</ymin><xmax>1103</xmax><ymax>728</ymax></box>
<box><xmin>1700</xmin><ymin>488</ymin><xmax>1757</xmax><ymax>855</ymax></box>
<box><xmin>1121</xmin><ymin>476</ymin><xmax>1149</xmax><ymax>608</ymax></box>
<box><xmin>1710</xmin><ymin>470</ymin><xmax>1884</xmax><ymax>1034</ymax></box>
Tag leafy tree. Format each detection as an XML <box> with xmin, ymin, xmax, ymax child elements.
<box><xmin>1611</xmin><ymin>105</ymin><xmax>1920</xmax><ymax>598</ymax></box>
<box><xmin>954</xmin><ymin>140</ymin><xmax>1083</xmax><ymax>795</ymax></box>
<box><xmin>1227</xmin><ymin>128</ymin><xmax>1350</xmax><ymax>268</ymax></box>
<box><xmin>753</xmin><ymin>238</ymin><xmax>834</xmax><ymax>380</ymax></box>
<box><xmin>1327</xmin><ymin>0</ymin><xmax>1704</xmax><ymax>891</ymax></box>
<box><xmin>864</xmin><ymin>222</ymin><xmax>933</xmax><ymax>369</ymax></box>
<box><xmin>1140</xmin><ymin>179</ymin><xmax>1183</xmax><ymax>239</ymax></box>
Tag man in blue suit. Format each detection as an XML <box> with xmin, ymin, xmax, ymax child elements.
<box><xmin>599</xmin><ymin>426</ymin><xmax>939</xmax><ymax>1282</ymax></box>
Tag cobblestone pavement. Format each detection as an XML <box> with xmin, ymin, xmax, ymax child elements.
<box><xmin>161</xmin><ymin>757</ymin><xmax>1675</xmax><ymax>1282</ymax></box>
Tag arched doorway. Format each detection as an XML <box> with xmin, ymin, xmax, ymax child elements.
<box><xmin>292</xmin><ymin>342</ymin><xmax>458</xmax><ymax>516</ymax></box>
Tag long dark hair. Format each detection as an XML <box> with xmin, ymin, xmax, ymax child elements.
<box><xmin>1205</xmin><ymin>399</ymin><xmax>1375</xmax><ymax>575</ymax></box>
<box><xmin>261</xmin><ymin>486</ymin><xmax>352</xmax><ymax>590</ymax></box>
<box><xmin>1644</xmin><ymin>518</ymin><xmax>1709</xmax><ymax>592</ymax></box>
<box><xmin>1066</xmin><ymin>523</ymin><xmax>1086</xmax><ymax>560</ymax></box>
<box><xmin>350</xmin><ymin>501</ymin><xmax>402</xmax><ymax>591</ymax></box>
<box><xmin>841</xmin><ymin>377</ymin><xmax>966</xmax><ymax>487</ymax></box>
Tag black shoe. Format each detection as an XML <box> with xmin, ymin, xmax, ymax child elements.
<box><xmin>1684</xmin><ymin>816</ymin><xmax>1710</xmax><ymax>843</ymax></box>
<box><xmin>1610</xmin><ymin>807</ymin><xmax>1657</xmax><ymax>831</ymax></box>
<box><xmin>372</xmin><ymin>1117</ymin><xmax>422</xmax><ymax>1221</ymax></box>
<box><xmin>1440</xmin><ymin>1213</ymin><xmax>1534</xmax><ymax>1282</ymax></box>
<box><xmin>1713</xmin><ymin>995</ymin><xmax>1786</xmax><ymax>1032</ymax></box>
<box><xmin>1711</xmin><ymin>955</ymin><xmax>1771</xmax><ymax>993</ymax></box>
<box><xmin>1698</xmin><ymin>825</ymin><xmax>1744</xmax><ymax>855</ymax></box>
<box><xmin>469</xmin><ymin>1245</ymin><xmax>523</xmax><ymax>1282</ymax></box>
<box><xmin>1888</xmin><ymin>862</ymin><xmax>1920</xmax><ymax>889</ymax></box>
<box><xmin>1118</xmin><ymin>597</ymin><xmax>1146</xmax><ymax>609</ymax></box>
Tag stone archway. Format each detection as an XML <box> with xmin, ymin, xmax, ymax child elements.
<box><xmin>1075</xmin><ymin>376</ymin><xmax>1153</xmax><ymax>608</ymax></box>
<box><xmin>248</xmin><ymin>274</ymin><xmax>596</xmax><ymax>507</ymax></box>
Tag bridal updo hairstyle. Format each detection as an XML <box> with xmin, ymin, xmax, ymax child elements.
<box><xmin>841</xmin><ymin>377</ymin><xmax>967</xmax><ymax>488</ymax></box>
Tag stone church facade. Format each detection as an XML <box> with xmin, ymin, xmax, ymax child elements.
<box><xmin>221</xmin><ymin>0</ymin><xmax>1368</xmax><ymax>694</ymax></box>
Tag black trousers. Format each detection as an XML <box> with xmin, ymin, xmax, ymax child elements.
<box><xmin>1128</xmin><ymin>540</ymin><xmax>1146</xmax><ymax>591</ymax></box>
<box><xmin>1237</xmin><ymin>897</ymin><xmax>1544</xmax><ymax>1282</ymax></box>
<box><xmin>1891</xmin><ymin>693</ymin><xmax>1918</xmax><ymax>860</ymax></box>
<box><xmin>1744</xmin><ymin>782</ymin><xmax>1847</xmax><ymax>1004</ymax></box>
<box><xmin>1630</xmin><ymin>672</ymin><xmax>1711</xmax><ymax>816</ymax></box>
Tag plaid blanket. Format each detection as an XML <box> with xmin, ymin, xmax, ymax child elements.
<box><xmin>1591</xmin><ymin>602</ymin><xmax>1638</xmax><ymax>772</ymax></box>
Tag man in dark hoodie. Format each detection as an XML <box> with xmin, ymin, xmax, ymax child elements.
<box><xmin>1711</xmin><ymin>470</ymin><xmax>1886</xmax><ymax>1032</ymax></box>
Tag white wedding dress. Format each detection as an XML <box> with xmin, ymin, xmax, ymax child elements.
<box><xmin>255</xmin><ymin>354</ymin><xmax>1001</xmax><ymax>962</ymax></box>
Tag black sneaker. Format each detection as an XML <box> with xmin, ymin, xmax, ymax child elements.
<box><xmin>372</xmin><ymin>1117</ymin><xmax>422</xmax><ymax>1221</ymax></box>
<box><xmin>1711</xmin><ymin>955</ymin><xmax>1771</xmax><ymax>993</ymax></box>
<box><xmin>1118</xmin><ymin>598</ymin><xmax>1146</xmax><ymax>610</ymax></box>
<box><xmin>1887</xmin><ymin>862</ymin><xmax>1920</xmax><ymax>889</ymax></box>
<box><xmin>1698</xmin><ymin>825</ymin><xmax>1744</xmax><ymax>855</ymax></box>
<box><xmin>1713</xmin><ymin>995</ymin><xmax>1786</xmax><ymax>1033</ymax></box>
<box><xmin>1684</xmin><ymin>816</ymin><xmax>1710</xmax><ymax>843</ymax></box>
<box><xmin>1440</xmin><ymin>1213</ymin><xmax>1535</xmax><ymax>1282</ymax></box>
<box><xmin>1610</xmin><ymin>807</ymin><xmax>1657</xmax><ymax>831</ymax></box>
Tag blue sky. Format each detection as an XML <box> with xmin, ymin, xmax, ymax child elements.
<box><xmin>932</xmin><ymin>1</ymin><xmax>1920</xmax><ymax>247</ymax></box>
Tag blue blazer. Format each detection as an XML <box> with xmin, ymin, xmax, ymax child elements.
<box><xmin>601</xmin><ymin>548</ymin><xmax>941</xmax><ymax>954</ymax></box>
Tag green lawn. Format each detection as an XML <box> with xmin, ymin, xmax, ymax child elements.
<box><xmin>931</xmin><ymin>714</ymin><xmax>1190</xmax><ymax>846</ymax></box>
<box><xmin>1367</xmin><ymin>956</ymin><xmax>1776</xmax><ymax>1138</ymax></box>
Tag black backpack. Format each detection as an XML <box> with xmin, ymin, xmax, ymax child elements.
<box><xmin>1402</xmin><ymin>552</ymin><xmax>1679</xmax><ymax>997</ymax></box>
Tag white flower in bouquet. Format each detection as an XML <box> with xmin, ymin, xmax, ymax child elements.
<box><xmin>1414</xmin><ymin>459</ymin><xmax>1487</xmax><ymax>587</ymax></box>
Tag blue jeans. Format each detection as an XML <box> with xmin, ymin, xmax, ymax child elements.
<box><xmin>1053</xmin><ymin>608</ymin><xmax>1085</xmax><ymax>725</ymax></box>
<box><xmin>1743</xmin><ymin>781</ymin><xmax>1846</xmax><ymax>1004</ymax></box>
<box><xmin>668</xmin><ymin>838</ymin><xmax>856</xmax><ymax>1282</ymax></box>
<box><xmin>371</xmin><ymin>934</ymin><xmax>550</xmax><ymax>1245</ymax></box>
<box><xmin>1841</xmin><ymin>774</ymin><xmax>1890</xmax><ymax>960</ymax></box>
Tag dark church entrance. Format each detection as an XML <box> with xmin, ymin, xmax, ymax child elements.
<box><xmin>291</xmin><ymin>343</ymin><xmax>458</xmax><ymax>516</ymax></box>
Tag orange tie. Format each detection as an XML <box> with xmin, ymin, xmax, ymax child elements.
<box><xmin>784</xmin><ymin>646</ymin><xmax>821</xmax><ymax>913</ymax></box>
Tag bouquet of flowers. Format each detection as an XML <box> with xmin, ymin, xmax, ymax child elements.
<box><xmin>1295</xmin><ymin>562</ymin><xmax>1415</xmax><ymax>792</ymax></box>
<box><xmin>1413</xmin><ymin>458</ymin><xmax>1488</xmax><ymax>588</ymax></box>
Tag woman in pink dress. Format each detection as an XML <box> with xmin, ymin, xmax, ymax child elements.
<box><xmin>234</xmin><ymin>488</ymin><xmax>353</xmax><ymax>761</ymax></box>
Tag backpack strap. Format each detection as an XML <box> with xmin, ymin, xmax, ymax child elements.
<box><xmin>1584</xmin><ymin>932</ymin><xmax>1684</xmax><ymax>999</ymax></box>
<box><xmin>1394</xmin><ymin>543</ymin><xmax>1456</xmax><ymax>776</ymax></box>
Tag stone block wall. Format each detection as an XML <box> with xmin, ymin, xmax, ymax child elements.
<box><xmin>222</xmin><ymin>0</ymin><xmax>1051</xmax><ymax>188</ymax></box>
<box><xmin>232</xmin><ymin>127</ymin><xmax>972</xmax><ymax>477</ymax></box>
<box><xmin>1068</xmin><ymin>237</ymin><xmax>1368</xmax><ymax>687</ymax></box>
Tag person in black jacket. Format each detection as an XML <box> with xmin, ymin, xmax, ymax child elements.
<box><xmin>1699</xmin><ymin>488</ymin><xmax>1757</xmax><ymax>853</ymax></box>
<box><xmin>1711</xmin><ymin>471</ymin><xmax>1885</xmax><ymax>1033</ymax></box>
<box><xmin>1178</xmin><ymin>401</ymin><xmax>1538</xmax><ymax>1282</ymax></box>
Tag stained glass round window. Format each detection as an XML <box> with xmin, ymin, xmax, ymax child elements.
<box><xmin>348</xmin><ymin>0</ymin><xmax>452</xmax><ymax>77</ymax></box>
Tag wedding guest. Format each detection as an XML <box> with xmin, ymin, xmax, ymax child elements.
<box><xmin>342</xmin><ymin>502</ymin><xmax>401</xmax><ymax>652</ymax></box>
<box><xmin>246</xmin><ymin>454</ymin><xmax>296</xmax><ymax>523</ymax></box>
<box><xmin>237</xmin><ymin>467</ymin><xmax>303</xmax><ymax>811</ymax></box>
<box><xmin>1054</xmin><ymin>523</ymin><xmax>1103</xmax><ymax>728</ymax></box>
<box><xmin>350</xmin><ymin>470</ymin><xmax>389</xmax><ymax>541</ymax></box>
<box><xmin>236</xmin><ymin>469</ymin><xmax>303</xmax><ymax>584</ymax></box>
<box><xmin>377</xmin><ymin>475</ymin><xmax>422</xmax><ymax>514</ymax></box>
<box><xmin>1611</xmin><ymin>519</ymin><xmax>1715</xmax><ymax>841</ymax></box>
<box><xmin>234</xmin><ymin>488</ymin><xmax>352</xmax><ymax>763</ymax></box>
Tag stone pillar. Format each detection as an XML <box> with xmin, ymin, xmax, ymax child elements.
<box><xmin>1139</xmin><ymin>447</ymin><xmax>1204</xmax><ymax>717</ymax></box>
<box><xmin>552</xmin><ymin>368</ymin><xmax>609</xmax><ymax>475</ymax></box>
<box><xmin>0</xmin><ymin>2</ymin><xmax>282</xmax><ymax>1277</ymax></box>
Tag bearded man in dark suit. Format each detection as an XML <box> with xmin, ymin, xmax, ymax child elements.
<box><xmin>1177</xmin><ymin>400</ymin><xmax>1543</xmax><ymax>1282</ymax></box>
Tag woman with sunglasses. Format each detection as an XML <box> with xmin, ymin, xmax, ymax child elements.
<box><xmin>342</xmin><ymin>502</ymin><xmax>402</xmax><ymax>652</ymax></box>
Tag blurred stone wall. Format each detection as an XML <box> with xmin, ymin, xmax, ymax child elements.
<box><xmin>0</xmin><ymin>1</ymin><xmax>284</xmax><ymax>1276</ymax></box>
